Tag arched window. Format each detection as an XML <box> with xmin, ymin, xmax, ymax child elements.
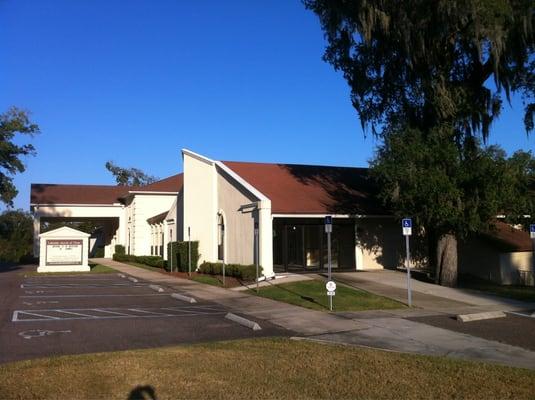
<box><xmin>217</xmin><ymin>213</ymin><xmax>225</xmax><ymax>261</ymax></box>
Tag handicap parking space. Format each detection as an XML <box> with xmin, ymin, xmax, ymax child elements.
<box><xmin>1</xmin><ymin>267</ymin><xmax>290</xmax><ymax>364</ymax></box>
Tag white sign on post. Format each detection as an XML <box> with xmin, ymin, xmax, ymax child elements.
<box><xmin>530</xmin><ymin>224</ymin><xmax>535</xmax><ymax>239</ymax></box>
<box><xmin>402</xmin><ymin>218</ymin><xmax>412</xmax><ymax>236</ymax></box>
<box><xmin>326</xmin><ymin>281</ymin><xmax>336</xmax><ymax>297</ymax></box>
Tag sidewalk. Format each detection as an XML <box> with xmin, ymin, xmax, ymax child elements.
<box><xmin>92</xmin><ymin>258</ymin><xmax>535</xmax><ymax>370</ymax></box>
<box><xmin>332</xmin><ymin>270</ymin><xmax>535</xmax><ymax>313</ymax></box>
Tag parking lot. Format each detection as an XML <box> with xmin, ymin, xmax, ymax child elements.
<box><xmin>0</xmin><ymin>265</ymin><xmax>289</xmax><ymax>364</ymax></box>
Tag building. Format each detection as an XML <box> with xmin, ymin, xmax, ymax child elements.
<box><xmin>30</xmin><ymin>149</ymin><xmax>533</xmax><ymax>282</ymax></box>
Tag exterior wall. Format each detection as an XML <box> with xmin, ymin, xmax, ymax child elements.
<box><xmin>458</xmin><ymin>237</ymin><xmax>501</xmax><ymax>283</ymax></box>
<box><xmin>499</xmin><ymin>252</ymin><xmax>534</xmax><ymax>285</ymax></box>
<box><xmin>128</xmin><ymin>194</ymin><xmax>176</xmax><ymax>256</ymax></box>
<box><xmin>183</xmin><ymin>151</ymin><xmax>217</xmax><ymax>265</ymax></box>
<box><xmin>216</xmin><ymin>167</ymin><xmax>258</xmax><ymax>265</ymax></box>
<box><xmin>356</xmin><ymin>217</ymin><xmax>405</xmax><ymax>270</ymax></box>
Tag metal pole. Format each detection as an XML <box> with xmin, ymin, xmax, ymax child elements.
<box><xmin>328</xmin><ymin>230</ymin><xmax>332</xmax><ymax>312</ymax></box>
<box><xmin>170</xmin><ymin>241</ymin><xmax>173</xmax><ymax>273</ymax></box>
<box><xmin>405</xmin><ymin>235</ymin><xmax>412</xmax><ymax>307</ymax></box>
<box><xmin>222</xmin><ymin>226</ymin><xmax>226</xmax><ymax>287</ymax></box>
<box><xmin>255</xmin><ymin>223</ymin><xmax>259</xmax><ymax>293</ymax></box>
<box><xmin>188</xmin><ymin>227</ymin><xmax>191</xmax><ymax>277</ymax></box>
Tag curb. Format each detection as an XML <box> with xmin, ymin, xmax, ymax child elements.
<box><xmin>456</xmin><ymin>311</ymin><xmax>506</xmax><ymax>322</ymax></box>
<box><xmin>171</xmin><ymin>293</ymin><xmax>197</xmax><ymax>303</ymax></box>
<box><xmin>149</xmin><ymin>284</ymin><xmax>164</xmax><ymax>293</ymax></box>
<box><xmin>117</xmin><ymin>273</ymin><xmax>126</xmax><ymax>278</ymax></box>
<box><xmin>225</xmin><ymin>312</ymin><xmax>262</xmax><ymax>331</ymax></box>
<box><xmin>128</xmin><ymin>277</ymin><xmax>139</xmax><ymax>283</ymax></box>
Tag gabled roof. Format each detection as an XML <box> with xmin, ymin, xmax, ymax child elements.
<box><xmin>31</xmin><ymin>173</ymin><xmax>183</xmax><ymax>206</ymax></box>
<box><xmin>132</xmin><ymin>173</ymin><xmax>183</xmax><ymax>193</ymax></box>
<box><xmin>481</xmin><ymin>221</ymin><xmax>533</xmax><ymax>252</ymax></box>
<box><xmin>222</xmin><ymin>161</ymin><xmax>384</xmax><ymax>215</ymax></box>
<box><xmin>31</xmin><ymin>183</ymin><xmax>131</xmax><ymax>205</ymax></box>
<box><xmin>147</xmin><ymin>211</ymin><xmax>168</xmax><ymax>224</ymax></box>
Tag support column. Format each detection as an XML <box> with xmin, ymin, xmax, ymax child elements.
<box><xmin>355</xmin><ymin>220</ymin><xmax>364</xmax><ymax>270</ymax></box>
<box><xmin>33</xmin><ymin>213</ymin><xmax>41</xmax><ymax>257</ymax></box>
<box><xmin>258</xmin><ymin>201</ymin><xmax>273</xmax><ymax>278</ymax></box>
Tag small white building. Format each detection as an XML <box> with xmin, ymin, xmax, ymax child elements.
<box><xmin>38</xmin><ymin>226</ymin><xmax>90</xmax><ymax>273</ymax></box>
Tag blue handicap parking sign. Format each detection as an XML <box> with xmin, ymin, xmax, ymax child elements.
<box><xmin>402</xmin><ymin>218</ymin><xmax>412</xmax><ymax>228</ymax></box>
<box><xmin>325</xmin><ymin>216</ymin><xmax>332</xmax><ymax>225</ymax></box>
<box><xmin>530</xmin><ymin>224</ymin><xmax>535</xmax><ymax>233</ymax></box>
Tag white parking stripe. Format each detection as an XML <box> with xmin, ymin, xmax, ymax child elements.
<box><xmin>54</xmin><ymin>310</ymin><xmax>98</xmax><ymax>318</ymax></box>
<box><xmin>12</xmin><ymin>311</ymin><xmax>61</xmax><ymax>322</ymax></box>
<box><xmin>20</xmin><ymin>294</ymin><xmax>169</xmax><ymax>298</ymax></box>
<box><xmin>91</xmin><ymin>308</ymin><xmax>133</xmax><ymax>317</ymax></box>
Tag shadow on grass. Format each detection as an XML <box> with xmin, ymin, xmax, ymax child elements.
<box><xmin>260</xmin><ymin>280</ymin><xmax>329</xmax><ymax>310</ymax></box>
<box><xmin>128</xmin><ymin>385</ymin><xmax>157</xmax><ymax>400</ymax></box>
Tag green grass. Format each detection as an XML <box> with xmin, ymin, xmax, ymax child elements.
<box><xmin>23</xmin><ymin>263</ymin><xmax>116</xmax><ymax>276</ymax></box>
<box><xmin>125</xmin><ymin>261</ymin><xmax>167</xmax><ymax>273</ymax></box>
<box><xmin>460</xmin><ymin>276</ymin><xmax>535</xmax><ymax>302</ymax></box>
<box><xmin>251</xmin><ymin>279</ymin><xmax>405</xmax><ymax>311</ymax></box>
<box><xmin>191</xmin><ymin>274</ymin><xmax>223</xmax><ymax>286</ymax></box>
<box><xmin>0</xmin><ymin>338</ymin><xmax>533</xmax><ymax>399</ymax></box>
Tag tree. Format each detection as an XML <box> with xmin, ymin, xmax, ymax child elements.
<box><xmin>105</xmin><ymin>161</ymin><xmax>158</xmax><ymax>186</ymax></box>
<box><xmin>0</xmin><ymin>107</ymin><xmax>40</xmax><ymax>206</ymax></box>
<box><xmin>305</xmin><ymin>0</ymin><xmax>534</xmax><ymax>286</ymax></box>
<box><xmin>0</xmin><ymin>210</ymin><xmax>34</xmax><ymax>263</ymax></box>
<box><xmin>371</xmin><ymin>129</ymin><xmax>534</xmax><ymax>284</ymax></box>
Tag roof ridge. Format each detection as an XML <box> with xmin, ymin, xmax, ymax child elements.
<box><xmin>222</xmin><ymin>160</ymin><xmax>368</xmax><ymax>170</ymax></box>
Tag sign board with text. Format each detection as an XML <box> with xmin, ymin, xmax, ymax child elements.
<box><xmin>46</xmin><ymin>240</ymin><xmax>83</xmax><ymax>266</ymax></box>
<box><xmin>402</xmin><ymin>218</ymin><xmax>412</xmax><ymax>236</ymax></box>
<box><xmin>530</xmin><ymin>224</ymin><xmax>535</xmax><ymax>239</ymax></box>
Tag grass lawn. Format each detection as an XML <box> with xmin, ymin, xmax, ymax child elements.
<box><xmin>459</xmin><ymin>276</ymin><xmax>535</xmax><ymax>302</ymax></box>
<box><xmin>23</xmin><ymin>263</ymin><xmax>116</xmax><ymax>276</ymax></box>
<box><xmin>252</xmin><ymin>279</ymin><xmax>405</xmax><ymax>311</ymax></box>
<box><xmin>0</xmin><ymin>338</ymin><xmax>533</xmax><ymax>399</ymax></box>
<box><xmin>125</xmin><ymin>261</ymin><xmax>166</xmax><ymax>273</ymax></box>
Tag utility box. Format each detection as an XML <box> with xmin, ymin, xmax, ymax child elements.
<box><xmin>38</xmin><ymin>226</ymin><xmax>90</xmax><ymax>273</ymax></box>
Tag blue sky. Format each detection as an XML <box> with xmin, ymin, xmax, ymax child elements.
<box><xmin>1</xmin><ymin>0</ymin><xmax>533</xmax><ymax>211</ymax></box>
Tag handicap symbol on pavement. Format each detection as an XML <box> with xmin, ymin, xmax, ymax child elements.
<box><xmin>19</xmin><ymin>329</ymin><xmax>72</xmax><ymax>340</ymax></box>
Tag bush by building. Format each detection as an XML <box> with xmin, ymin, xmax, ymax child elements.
<box><xmin>198</xmin><ymin>261</ymin><xmax>261</xmax><ymax>281</ymax></box>
<box><xmin>112</xmin><ymin>253</ymin><xmax>166</xmax><ymax>269</ymax></box>
<box><xmin>167</xmin><ymin>241</ymin><xmax>199</xmax><ymax>272</ymax></box>
<box><xmin>114</xmin><ymin>244</ymin><xmax>126</xmax><ymax>255</ymax></box>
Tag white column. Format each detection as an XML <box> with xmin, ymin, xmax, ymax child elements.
<box><xmin>258</xmin><ymin>201</ymin><xmax>273</xmax><ymax>278</ymax></box>
<box><xmin>33</xmin><ymin>213</ymin><xmax>41</xmax><ymax>257</ymax></box>
<box><xmin>163</xmin><ymin>221</ymin><xmax>168</xmax><ymax>260</ymax></box>
<box><xmin>355</xmin><ymin>220</ymin><xmax>364</xmax><ymax>270</ymax></box>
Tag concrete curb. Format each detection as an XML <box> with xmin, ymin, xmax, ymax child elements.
<box><xmin>128</xmin><ymin>277</ymin><xmax>139</xmax><ymax>283</ymax></box>
<box><xmin>457</xmin><ymin>311</ymin><xmax>506</xmax><ymax>322</ymax></box>
<box><xmin>225</xmin><ymin>312</ymin><xmax>261</xmax><ymax>331</ymax></box>
<box><xmin>171</xmin><ymin>293</ymin><xmax>197</xmax><ymax>304</ymax></box>
<box><xmin>149</xmin><ymin>284</ymin><xmax>164</xmax><ymax>293</ymax></box>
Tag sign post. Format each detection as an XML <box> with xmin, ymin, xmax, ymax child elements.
<box><xmin>402</xmin><ymin>218</ymin><xmax>412</xmax><ymax>307</ymax></box>
<box><xmin>170</xmin><ymin>241</ymin><xmax>173</xmax><ymax>273</ymax></box>
<box><xmin>325</xmin><ymin>216</ymin><xmax>334</xmax><ymax>311</ymax></box>
<box><xmin>254</xmin><ymin>222</ymin><xmax>259</xmax><ymax>293</ymax></box>
<box><xmin>188</xmin><ymin>226</ymin><xmax>191</xmax><ymax>277</ymax></box>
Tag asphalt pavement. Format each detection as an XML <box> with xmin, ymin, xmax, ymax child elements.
<box><xmin>0</xmin><ymin>264</ymin><xmax>290</xmax><ymax>364</ymax></box>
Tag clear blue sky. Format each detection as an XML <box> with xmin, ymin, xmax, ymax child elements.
<box><xmin>1</xmin><ymin>0</ymin><xmax>533</xmax><ymax>211</ymax></box>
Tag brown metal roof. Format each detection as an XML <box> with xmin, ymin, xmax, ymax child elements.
<box><xmin>481</xmin><ymin>221</ymin><xmax>533</xmax><ymax>252</ymax></box>
<box><xmin>147</xmin><ymin>211</ymin><xmax>168</xmax><ymax>224</ymax></box>
<box><xmin>31</xmin><ymin>173</ymin><xmax>183</xmax><ymax>206</ymax></box>
<box><xmin>31</xmin><ymin>183</ymin><xmax>131</xmax><ymax>205</ymax></box>
<box><xmin>134</xmin><ymin>174</ymin><xmax>183</xmax><ymax>192</ymax></box>
<box><xmin>222</xmin><ymin>161</ymin><xmax>384</xmax><ymax>215</ymax></box>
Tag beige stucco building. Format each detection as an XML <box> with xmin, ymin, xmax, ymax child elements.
<box><xmin>30</xmin><ymin>149</ymin><xmax>534</xmax><ymax>283</ymax></box>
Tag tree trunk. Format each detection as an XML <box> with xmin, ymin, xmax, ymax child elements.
<box><xmin>435</xmin><ymin>233</ymin><xmax>458</xmax><ymax>287</ymax></box>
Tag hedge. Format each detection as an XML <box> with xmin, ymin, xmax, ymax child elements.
<box><xmin>115</xmin><ymin>245</ymin><xmax>125</xmax><ymax>255</ymax></box>
<box><xmin>167</xmin><ymin>241</ymin><xmax>199</xmax><ymax>273</ymax></box>
<box><xmin>113</xmin><ymin>253</ymin><xmax>166</xmax><ymax>269</ymax></box>
<box><xmin>198</xmin><ymin>262</ymin><xmax>262</xmax><ymax>281</ymax></box>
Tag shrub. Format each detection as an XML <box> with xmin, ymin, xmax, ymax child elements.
<box><xmin>93</xmin><ymin>247</ymin><xmax>105</xmax><ymax>258</ymax></box>
<box><xmin>112</xmin><ymin>253</ymin><xmax>166</xmax><ymax>269</ymax></box>
<box><xmin>167</xmin><ymin>241</ymin><xmax>199</xmax><ymax>272</ymax></box>
<box><xmin>198</xmin><ymin>262</ymin><xmax>261</xmax><ymax>281</ymax></box>
<box><xmin>114</xmin><ymin>245</ymin><xmax>126</xmax><ymax>255</ymax></box>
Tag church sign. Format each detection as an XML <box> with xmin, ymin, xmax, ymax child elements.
<box><xmin>45</xmin><ymin>239</ymin><xmax>83</xmax><ymax>266</ymax></box>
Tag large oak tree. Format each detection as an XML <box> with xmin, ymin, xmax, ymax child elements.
<box><xmin>305</xmin><ymin>0</ymin><xmax>534</xmax><ymax>285</ymax></box>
